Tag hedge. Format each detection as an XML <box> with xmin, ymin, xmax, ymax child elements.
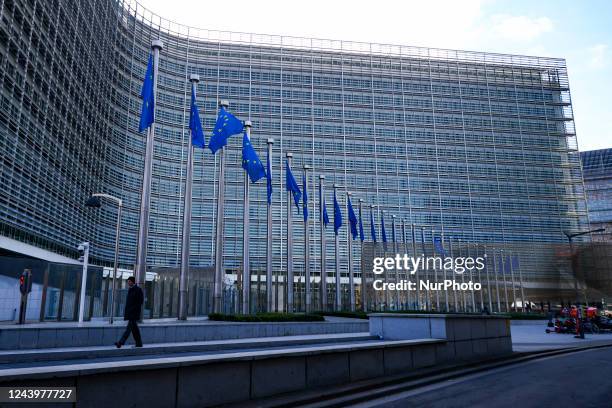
<box><xmin>207</xmin><ymin>312</ymin><xmax>325</xmax><ymax>322</ymax></box>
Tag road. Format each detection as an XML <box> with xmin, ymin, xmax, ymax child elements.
<box><xmin>351</xmin><ymin>346</ymin><xmax>612</xmax><ymax>408</ymax></box>
<box><xmin>511</xmin><ymin>322</ymin><xmax>612</xmax><ymax>352</ymax></box>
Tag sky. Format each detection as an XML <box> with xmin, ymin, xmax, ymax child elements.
<box><xmin>140</xmin><ymin>0</ymin><xmax>611</xmax><ymax>152</ymax></box>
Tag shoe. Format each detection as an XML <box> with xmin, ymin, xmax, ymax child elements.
<box><xmin>114</xmin><ymin>342</ymin><xmax>122</xmax><ymax>348</ymax></box>
<box><xmin>135</xmin><ymin>344</ymin><xmax>143</xmax><ymax>348</ymax></box>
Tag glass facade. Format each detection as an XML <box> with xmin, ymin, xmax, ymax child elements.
<box><xmin>0</xmin><ymin>0</ymin><xmax>590</xmax><ymax>312</ymax></box>
<box><xmin>581</xmin><ymin>148</ymin><xmax>612</xmax><ymax>242</ymax></box>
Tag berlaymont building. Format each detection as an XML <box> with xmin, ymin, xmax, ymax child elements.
<box><xmin>0</xmin><ymin>0</ymin><xmax>594</xmax><ymax>320</ymax></box>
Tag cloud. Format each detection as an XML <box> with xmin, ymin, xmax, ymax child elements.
<box><xmin>587</xmin><ymin>44</ymin><xmax>608</xmax><ymax>69</ymax></box>
<box><xmin>491</xmin><ymin>15</ymin><xmax>553</xmax><ymax>41</ymax></box>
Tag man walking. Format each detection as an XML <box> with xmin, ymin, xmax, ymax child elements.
<box><xmin>115</xmin><ymin>276</ymin><xmax>144</xmax><ymax>348</ymax></box>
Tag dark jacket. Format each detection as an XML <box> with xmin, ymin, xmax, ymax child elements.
<box><xmin>124</xmin><ymin>285</ymin><xmax>144</xmax><ymax>321</ymax></box>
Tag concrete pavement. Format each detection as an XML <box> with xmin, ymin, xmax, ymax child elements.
<box><xmin>351</xmin><ymin>346</ymin><xmax>612</xmax><ymax>408</ymax></box>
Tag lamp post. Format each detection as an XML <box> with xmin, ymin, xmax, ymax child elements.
<box><xmin>86</xmin><ymin>193</ymin><xmax>123</xmax><ymax>324</ymax></box>
<box><xmin>564</xmin><ymin>228</ymin><xmax>605</xmax><ymax>307</ymax></box>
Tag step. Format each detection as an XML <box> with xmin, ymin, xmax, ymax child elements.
<box><xmin>0</xmin><ymin>332</ymin><xmax>376</xmax><ymax>365</ymax></box>
<box><xmin>0</xmin><ymin>338</ymin><xmax>445</xmax><ymax>382</ymax></box>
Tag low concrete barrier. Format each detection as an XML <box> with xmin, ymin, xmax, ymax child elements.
<box><xmin>369</xmin><ymin>313</ymin><xmax>512</xmax><ymax>361</ymax></box>
<box><xmin>0</xmin><ymin>315</ymin><xmax>512</xmax><ymax>407</ymax></box>
<box><xmin>0</xmin><ymin>319</ymin><xmax>369</xmax><ymax>350</ymax></box>
<box><xmin>0</xmin><ymin>338</ymin><xmax>445</xmax><ymax>407</ymax></box>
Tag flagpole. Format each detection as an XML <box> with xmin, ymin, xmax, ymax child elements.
<box><xmin>432</xmin><ymin>228</ymin><xmax>440</xmax><ymax>311</ymax></box>
<box><xmin>441</xmin><ymin>231</ymin><xmax>448</xmax><ymax>312</ymax></box>
<box><xmin>334</xmin><ymin>184</ymin><xmax>342</xmax><ymax>312</ymax></box>
<box><xmin>458</xmin><ymin>238</ymin><xmax>466</xmax><ymax>311</ymax></box>
<box><xmin>359</xmin><ymin>199</ymin><xmax>366</xmax><ymax>312</ymax></box>
<box><xmin>241</xmin><ymin>121</ymin><xmax>253</xmax><ymax>314</ymax></box>
<box><xmin>303</xmin><ymin>165</ymin><xmax>311</xmax><ymax>313</ymax></box>
<box><xmin>392</xmin><ymin>215</ymin><xmax>398</xmax><ymax>310</ymax></box>
<box><xmin>484</xmin><ymin>245</ymin><xmax>493</xmax><ymax>313</ymax></box>
<box><xmin>266</xmin><ymin>138</ymin><xmax>274</xmax><ymax>312</ymax></box>
<box><xmin>420</xmin><ymin>227</ymin><xmax>429</xmax><ymax>311</ymax></box>
<box><xmin>286</xmin><ymin>152</ymin><xmax>294</xmax><ymax>313</ymax></box>
<box><xmin>517</xmin><ymin>255</ymin><xmax>526</xmax><ymax>312</ymax></box>
<box><xmin>373</xmin><ymin>205</ymin><xmax>380</xmax><ymax>310</ymax></box>
<box><xmin>213</xmin><ymin>100</ymin><xmax>229</xmax><ymax>314</ymax></box>
<box><xmin>178</xmin><ymin>73</ymin><xmax>199</xmax><ymax>320</ymax></box>
<box><xmin>502</xmin><ymin>249</ymin><xmax>509</xmax><ymax>312</ymax></box>
<box><xmin>509</xmin><ymin>250</ymin><xmax>518</xmax><ymax>312</ymax></box>
<box><xmin>468</xmin><ymin>241</ymin><xmax>476</xmax><ymax>312</ymax></box>
<box><xmin>381</xmin><ymin>210</ymin><xmax>390</xmax><ymax>310</ymax></box>
<box><xmin>476</xmin><ymin>243</ymin><xmax>484</xmax><ymax>312</ymax></box>
<box><xmin>493</xmin><ymin>250</ymin><xmax>501</xmax><ymax>312</ymax></box>
<box><xmin>401</xmin><ymin>218</ymin><xmax>407</xmax><ymax>310</ymax></box>
<box><xmin>411</xmin><ymin>223</ymin><xmax>419</xmax><ymax>310</ymax></box>
<box><xmin>448</xmin><ymin>236</ymin><xmax>457</xmax><ymax>312</ymax></box>
<box><xmin>134</xmin><ymin>39</ymin><xmax>162</xmax><ymax>294</ymax></box>
<box><xmin>319</xmin><ymin>175</ymin><xmax>327</xmax><ymax>311</ymax></box>
<box><xmin>347</xmin><ymin>192</ymin><xmax>355</xmax><ymax>312</ymax></box>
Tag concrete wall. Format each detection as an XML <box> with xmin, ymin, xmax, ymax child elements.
<box><xmin>0</xmin><ymin>339</ymin><xmax>445</xmax><ymax>408</ymax></box>
<box><xmin>0</xmin><ymin>320</ymin><xmax>369</xmax><ymax>350</ymax></box>
<box><xmin>369</xmin><ymin>313</ymin><xmax>513</xmax><ymax>362</ymax></box>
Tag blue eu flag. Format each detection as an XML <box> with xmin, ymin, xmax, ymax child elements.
<box><xmin>241</xmin><ymin>133</ymin><xmax>266</xmax><ymax>183</ymax></box>
<box><xmin>512</xmin><ymin>254</ymin><xmax>520</xmax><ymax>269</ymax></box>
<box><xmin>139</xmin><ymin>54</ymin><xmax>155</xmax><ymax>132</ymax></box>
<box><xmin>347</xmin><ymin>197</ymin><xmax>358</xmax><ymax>240</ymax></box>
<box><xmin>189</xmin><ymin>83</ymin><xmax>205</xmax><ymax>148</ymax></box>
<box><xmin>358</xmin><ymin>204</ymin><xmax>365</xmax><ymax>242</ymax></box>
<box><xmin>209</xmin><ymin>106</ymin><xmax>244</xmax><ymax>154</ymax></box>
<box><xmin>321</xmin><ymin>185</ymin><xmax>329</xmax><ymax>227</ymax></box>
<box><xmin>381</xmin><ymin>212</ymin><xmax>387</xmax><ymax>244</ymax></box>
<box><xmin>266</xmin><ymin>147</ymin><xmax>272</xmax><ymax>205</ymax></box>
<box><xmin>303</xmin><ymin>172</ymin><xmax>308</xmax><ymax>222</ymax></box>
<box><xmin>323</xmin><ymin>201</ymin><xmax>330</xmax><ymax>227</ymax></box>
<box><xmin>285</xmin><ymin>161</ymin><xmax>301</xmax><ymax>209</ymax></box>
<box><xmin>333</xmin><ymin>189</ymin><xmax>342</xmax><ymax>236</ymax></box>
<box><xmin>434</xmin><ymin>236</ymin><xmax>447</xmax><ymax>256</ymax></box>
<box><xmin>370</xmin><ymin>207</ymin><xmax>377</xmax><ymax>243</ymax></box>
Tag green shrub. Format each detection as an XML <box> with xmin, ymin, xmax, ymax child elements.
<box><xmin>207</xmin><ymin>312</ymin><xmax>325</xmax><ymax>322</ymax></box>
<box><xmin>504</xmin><ymin>312</ymin><xmax>548</xmax><ymax>320</ymax></box>
<box><xmin>388</xmin><ymin>310</ymin><xmax>482</xmax><ymax>315</ymax></box>
<box><xmin>313</xmin><ymin>311</ymin><xmax>369</xmax><ymax>319</ymax></box>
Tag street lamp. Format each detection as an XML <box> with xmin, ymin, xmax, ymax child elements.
<box><xmin>86</xmin><ymin>193</ymin><xmax>123</xmax><ymax>324</ymax></box>
<box><xmin>564</xmin><ymin>228</ymin><xmax>605</xmax><ymax>308</ymax></box>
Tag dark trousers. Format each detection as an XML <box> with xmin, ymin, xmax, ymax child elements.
<box><xmin>118</xmin><ymin>319</ymin><xmax>143</xmax><ymax>346</ymax></box>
